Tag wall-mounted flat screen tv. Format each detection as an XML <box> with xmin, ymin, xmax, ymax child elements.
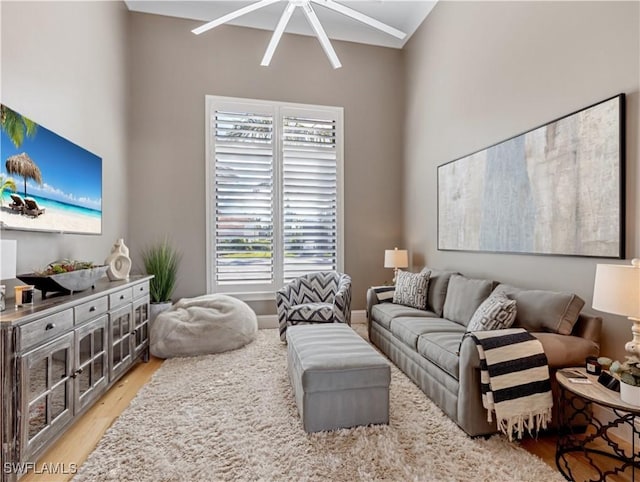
<box><xmin>0</xmin><ymin>104</ymin><xmax>102</xmax><ymax>235</ymax></box>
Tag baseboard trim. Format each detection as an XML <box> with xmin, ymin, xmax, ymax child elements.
<box><xmin>257</xmin><ymin>315</ymin><xmax>278</xmax><ymax>329</ymax></box>
<box><xmin>351</xmin><ymin>310</ymin><xmax>367</xmax><ymax>324</ymax></box>
<box><xmin>258</xmin><ymin>310</ymin><xmax>367</xmax><ymax>329</ymax></box>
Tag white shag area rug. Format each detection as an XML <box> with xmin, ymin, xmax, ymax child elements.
<box><xmin>74</xmin><ymin>327</ymin><xmax>563</xmax><ymax>482</ymax></box>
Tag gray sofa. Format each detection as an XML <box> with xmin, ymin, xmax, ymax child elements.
<box><xmin>366</xmin><ymin>269</ymin><xmax>602</xmax><ymax>437</ymax></box>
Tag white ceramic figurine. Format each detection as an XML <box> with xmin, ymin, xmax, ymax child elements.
<box><xmin>105</xmin><ymin>238</ymin><xmax>132</xmax><ymax>281</ymax></box>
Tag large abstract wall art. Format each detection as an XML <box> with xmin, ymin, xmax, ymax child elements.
<box><xmin>438</xmin><ymin>94</ymin><xmax>625</xmax><ymax>258</ymax></box>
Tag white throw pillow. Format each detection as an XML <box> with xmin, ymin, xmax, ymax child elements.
<box><xmin>467</xmin><ymin>293</ymin><xmax>517</xmax><ymax>332</ymax></box>
<box><xmin>393</xmin><ymin>270</ymin><xmax>430</xmax><ymax>310</ymax></box>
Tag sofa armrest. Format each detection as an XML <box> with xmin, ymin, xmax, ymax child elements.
<box><xmin>366</xmin><ymin>286</ymin><xmax>396</xmax><ymax>320</ymax></box>
<box><xmin>457</xmin><ymin>335</ymin><xmax>495</xmax><ymax>434</ymax></box>
<box><xmin>276</xmin><ymin>285</ymin><xmax>292</xmax><ymax>314</ymax></box>
<box><xmin>366</xmin><ymin>288</ymin><xmax>380</xmax><ymax>321</ymax></box>
<box><xmin>276</xmin><ymin>286</ymin><xmax>293</xmax><ymax>342</ymax></box>
<box><xmin>458</xmin><ymin>335</ymin><xmax>481</xmax><ymax>370</ymax></box>
<box><xmin>334</xmin><ymin>277</ymin><xmax>352</xmax><ymax>325</ymax></box>
<box><xmin>571</xmin><ymin>313</ymin><xmax>602</xmax><ymax>346</ymax></box>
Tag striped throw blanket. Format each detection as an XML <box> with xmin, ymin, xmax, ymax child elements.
<box><xmin>371</xmin><ymin>285</ymin><xmax>395</xmax><ymax>303</ymax></box>
<box><xmin>468</xmin><ymin>328</ymin><xmax>553</xmax><ymax>441</ymax></box>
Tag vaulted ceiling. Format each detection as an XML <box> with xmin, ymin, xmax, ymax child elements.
<box><xmin>125</xmin><ymin>1</ymin><xmax>437</xmax><ymax>49</ymax></box>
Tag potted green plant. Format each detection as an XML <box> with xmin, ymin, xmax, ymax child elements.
<box><xmin>610</xmin><ymin>356</ymin><xmax>640</xmax><ymax>406</ymax></box>
<box><xmin>141</xmin><ymin>239</ymin><xmax>181</xmax><ymax>323</ymax></box>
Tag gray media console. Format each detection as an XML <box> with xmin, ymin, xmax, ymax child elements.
<box><xmin>0</xmin><ymin>276</ymin><xmax>152</xmax><ymax>481</ymax></box>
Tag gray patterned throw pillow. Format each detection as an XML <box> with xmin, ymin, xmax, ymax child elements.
<box><xmin>393</xmin><ymin>270</ymin><xmax>430</xmax><ymax>310</ymax></box>
<box><xmin>466</xmin><ymin>293</ymin><xmax>517</xmax><ymax>332</ymax></box>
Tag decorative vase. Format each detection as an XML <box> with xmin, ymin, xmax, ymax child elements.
<box><xmin>620</xmin><ymin>381</ymin><xmax>640</xmax><ymax>406</ymax></box>
<box><xmin>105</xmin><ymin>238</ymin><xmax>131</xmax><ymax>281</ymax></box>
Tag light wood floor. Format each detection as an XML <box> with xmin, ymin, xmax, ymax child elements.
<box><xmin>23</xmin><ymin>356</ymin><xmax>635</xmax><ymax>482</ymax></box>
<box><xmin>520</xmin><ymin>434</ymin><xmax>634</xmax><ymax>482</ymax></box>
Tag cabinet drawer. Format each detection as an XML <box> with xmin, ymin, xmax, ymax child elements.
<box><xmin>74</xmin><ymin>296</ymin><xmax>108</xmax><ymax>325</ymax></box>
<box><xmin>109</xmin><ymin>288</ymin><xmax>133</xmax><ymax>309</ymax></box>
<box><xmin>132</xmin><ymin>281</ymin><xmax>150</xmax><ymax>299</ymax></box>
<box><xmin>19</xmin><ymin>309</ymin><xmax>74</xmax><ymax>351</ymax></box>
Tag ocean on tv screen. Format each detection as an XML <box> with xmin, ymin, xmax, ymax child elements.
<box><xmin>1</xmin><ymin>192</ymin><xmax>101</xmax><ymax>218</ymax></box>
<box><xmin>0</xmin><ymin>192</ymin><xmax>102</xmax><ymax>234</ymax></box>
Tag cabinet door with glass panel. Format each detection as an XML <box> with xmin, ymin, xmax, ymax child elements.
<box><xmin>109</xmin><ymin>304</ymin><xmax>133</xmax><ymax>381</ymax></box>
<box><xmin>20</xmin><ymin>332</ymin><xmax>74</xmax><ymax>460</ymax></box>
<box><xmin>74</xmin><ymin>315</ymin><xmax>109</xmax><ymax>413</ymax></box>
<box><xmin>132</xmin><ymin>297</ymin><xmax>150</xmax><ymax>360</ymax></box>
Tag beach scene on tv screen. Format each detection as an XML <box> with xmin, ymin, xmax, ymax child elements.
<box><xmin>0</xmin><ymin>105</ymin><xmax>102</xmax><ymax>234</ymax></box>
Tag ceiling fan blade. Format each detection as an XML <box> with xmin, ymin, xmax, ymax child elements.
<box><xmin>302</xmin><ymin>2</ymin><xmax>342</xmax><ymax>69</ymax></box>
<box><xmin>192</xmin><ymin>0</ymin><xmax>281</xmax><ymax>35</ymax></box>
<box><xmin>311</xmin><ymin>0</ymin><xmax>407</xmax><ymax>40</ymax></box>
<box><xmin>261</xmin><ymin>2</ymin><xmax>297</xmax><ymax>66</ymax></box>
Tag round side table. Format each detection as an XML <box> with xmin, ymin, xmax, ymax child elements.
<box><xmin>556</xmin><ymin>368</ymin><xmax>640</xmax><ymax>481</ymax></box>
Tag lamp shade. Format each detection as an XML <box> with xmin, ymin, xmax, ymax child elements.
<box><xmin>592</xmin><ymin>261</ymin><xmax>640</xmax><ymax>318</ymax></box>
<box><xmin>384</xmin><ymin>248</ymin><xmax>408</xmax><ymax>269</ymax></box>
<box><xmin>0</xmin><ymin>240</ymin><xmax>17</xmax><ymax>280</ymax></box>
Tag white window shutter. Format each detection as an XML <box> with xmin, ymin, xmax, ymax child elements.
<box><xmin>281</xmin><ymin>114</ymin><xmax>338</xmax><ymax>282</ymax></box>
<box><xmin>212</xmin><ymin>109</ymin><xmax>275</xmax><ymax>287</ymax></box>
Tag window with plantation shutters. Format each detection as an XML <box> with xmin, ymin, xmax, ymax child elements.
<box><xmin>282</xmin><ymin>112</ymin><xmax>338</xmax><ymax>282</ymax></box>
<box><xmin>206</xmin><ymin>97</ymin><xmax>343</xmax><ymax>296</ymax></box>
<box><xmin>212</xmin><ymin>108</ymin><xmax>274</xmax><ymax>287</ymax></box>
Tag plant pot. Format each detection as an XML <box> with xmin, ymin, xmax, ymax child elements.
<box><xmin>620</xmin><ymin>381</ymin><xmax>640</xmax><ymax>406</ymax></box>
<box><xmin>149</xmin><ymin>301</ymin><xmax>172</xmax><ymax>328</ymax></box>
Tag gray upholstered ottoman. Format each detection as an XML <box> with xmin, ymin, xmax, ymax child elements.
<box><xmin>287</xmin><ymin>324</ymin><xmax>391</xmax><ymax>433</ymax></box>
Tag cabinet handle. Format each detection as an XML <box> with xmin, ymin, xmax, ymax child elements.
<box><xmin>76</xmin><ymin>368</ymin><xmax>83</xmax><ymax>374</ymax></box>
<box><xmin>45</xmin><ymin>323</ymin><xmax>56</xmax><ymax>331</ymax></box>
<box><xmin>120</xmin><ymin>295</ymin><xmax>125</xmax><ymax>300</ymax></box>
<box><xmin>71</xmin><ymin>368</ymin><xmax>83</xmax><ymax>379</ymax></box>
<box><xmin>89</xmin><ymin>306</ymin><xmax>96</xmax><ymax>312</ymax></box>
<box><xmin>139</xmin><ymin>287</ymin><xmax>144</xmax><ymax>291</ymax></box>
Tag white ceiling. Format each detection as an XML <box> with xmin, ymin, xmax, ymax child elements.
<box><xmin>125</xmin><ymin>1</ymin><xmax>437</xmax><ymax>49</ymax></box>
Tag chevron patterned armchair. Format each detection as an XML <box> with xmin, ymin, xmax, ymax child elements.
<box><xmin>276</xmin><ymin>271</ymin><xmax>352</xmax><ymax>342</ymax></box>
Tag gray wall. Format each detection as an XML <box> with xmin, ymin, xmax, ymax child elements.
<box><xmin>127</xmin><ymin>12</ymin><xmax>405</xmax><ymax>313</ymax></box>
<box><xmin>0</xmin><ymin>1</ymin><xmax>129</xmax><ymax>281</ymax></box>
<box><xmin>403</xmin><ymin>1</ymin><xmax>639</xmax><ymax>359</ymax></box>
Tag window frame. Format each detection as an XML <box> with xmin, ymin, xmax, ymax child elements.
<box><xmin>205</xmin><ymin>95</ymin><xmax>344</xmax><ymax>300</ymax></box>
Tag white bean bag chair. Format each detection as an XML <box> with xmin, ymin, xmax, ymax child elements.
<box><xmin>150</xmin><ymin>294</ymin><xmax>258</xmax><ymax>359</ymax></box>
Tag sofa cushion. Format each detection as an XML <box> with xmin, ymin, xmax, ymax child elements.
<box><xmin>371</xmin><ymin>303</ymin><xmax>437</xmax><ymax>330</ymax></box>
<box><xmin>422</xmin><ymin>268</ymin><xmax>458</xmax><ymax>317</ymax></box>
<box><xmin>493</xmin><ymin>284</ymin><xmax>585</xmax><ymax>335</ymax></box>
<box><xmin>417</xmin><ymin>332</ymin><xmax>465</xmax><ymax>379</ymax></box>
<box><xmin>393</xmin><ymin>270</ymin><xmax>430</xmax><ymax>310</ymax></box>
<box><xmin>442</xmin><ymin>275</ymin><xmax>493</xmax><ymax>326</ymax></box>
<box><xmin>532</xmin><ymin>332</ymin><xmax>599</xmax><ymax>368</ymax></box>
<box><xmin>466</xmin><ymin>293</ymin><xmax>517</xmax><ymax>332</ymax></box>
<box><xmin>390</xmin><ymin>317</ymin><xmax>465</xmax><ymax>350</ymax></box>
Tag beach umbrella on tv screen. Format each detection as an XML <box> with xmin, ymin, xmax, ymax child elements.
<box><xmin>5</xmin><ymin>152</ymin><xmax>42</xmax><ymax>198</ymax></box>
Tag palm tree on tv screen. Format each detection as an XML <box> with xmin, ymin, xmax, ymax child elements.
<box><xmin>0</xmin><ymin>105</ymin><xmax>37</xmax><ymax>148</ymax></box>
<box><xmin>1</xmin><ymin>106</ymin><xmax>41</xmax><ymax>198</ymax></box>
<box><xmin>0</xmin><ymin>175</ymin><xmax>16</xmax><ymax>206</ymax></box>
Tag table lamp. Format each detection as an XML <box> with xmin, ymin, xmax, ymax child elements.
<box><xmin>0</xmin><ymin>240</ymin><xmax>17</xmax><ymax>312</ymax></box>
<box><xmin>384</xmin><ymin>247</ymin><xmax>408</xmax><ymax>284</ymax></box>
<box><xmin>592</xmin><ymin>259</ymin><xmax>640</xmax><ymax>356</ymax></box>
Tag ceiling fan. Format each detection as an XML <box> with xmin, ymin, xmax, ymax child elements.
<box><xmin>192</xmin><ymin>0</ymin><xmax>407</xmax><ymax>69</ymax></box>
